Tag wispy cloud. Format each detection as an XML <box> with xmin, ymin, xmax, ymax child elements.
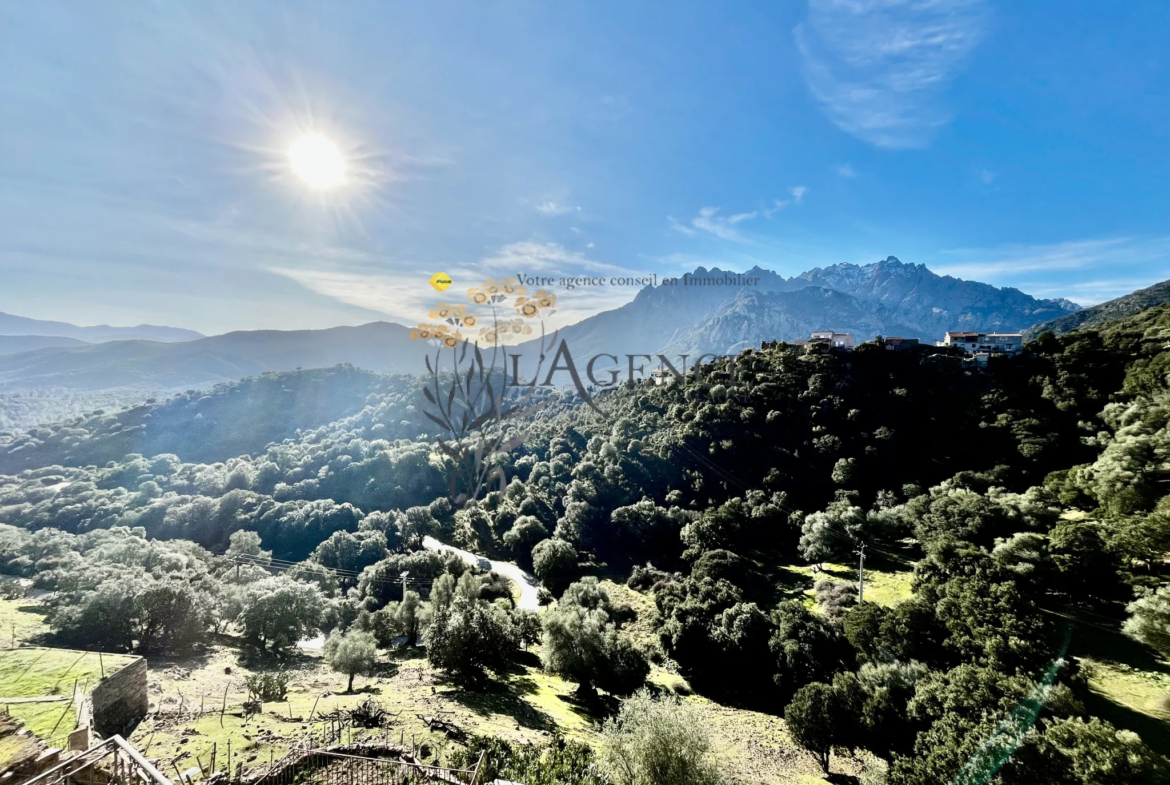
<box><xmin>934</xmin><ymin>237</ymin><xmax>1140</xmax><ymax>278</ymax></box>
<box><xmin>1025</xmin><ymin>279</ymin><xmax>1161</xmax><ymax>306</ymax></box>
<box><xmin>763</xmin><ymin>186</ymin><xmax>808</xmax><ymax>217</ymax></box>
<box><xmin>931</xmin><ymin>235</ymin><xmax>1170</xmax><ymax>305</ymax></box>
<box><xmin>667</xmin><ymin>216</ymin><xmax>697</xmax><ymax>237</ymax></box>
<box><xmin>268</xmin><ymin>267</ymin><xmax>416</xmax><ymax>323</ymax></box>
<box><xmin>271</xmin><ymin>240</ymin><xmax>647</xmax><ymax>331</ymax></box>
<box><xmin>794</xmin><ymin>0</ymin><xmax>988</xmax><ymax>149</ymax></box>
<box><xmin>836</xmin><ymin>163</ymin><xmax>856</xmax><ymax>178</ymax></box>
<box><xmin>669</xmin><ymin>207</ymin><xmax>753</xmax><ymax>242</ymax></box>
<box><xmin>980</xmin><ymin>169</ymin><xmax>997</xmax><ymax>184</ymax></box>
<box><xmin>535</xmin><ymin>201</ymin><xmax>580</xmax><ymax>216</ymax></box>
<box><xmin>479</xmin><ymin>241</ymin><xmax>627</xmax><ymax>276</ymax></box>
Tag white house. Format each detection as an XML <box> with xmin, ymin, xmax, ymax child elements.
<box><xmin>809</xmin><ymin>330</ymin><xmax>854</xmax><ymax>350</ymax></box>
<box><xmin>940</xmin><ymin>331</ymin><xmax>1023</xmax><ymax>355</ymax></box>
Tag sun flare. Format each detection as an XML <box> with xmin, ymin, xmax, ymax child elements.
<box><xmin>289</xmin><ymin>134</ymin><xmax>346</xmax><ymax>189</ymax></box>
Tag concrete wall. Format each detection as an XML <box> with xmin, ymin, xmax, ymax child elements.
<box><xmin>90</xmin><ymin>657</ymin><xmax>148</xmax><ymax>737</ymax></box>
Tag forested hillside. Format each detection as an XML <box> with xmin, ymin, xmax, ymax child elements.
<box><xmin>0</xmin><ymin>303</ymin><xmax>1168</xmax><ymax>783</ymax></box>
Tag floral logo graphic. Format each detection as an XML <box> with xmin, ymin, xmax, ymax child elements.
<box><xmin>411</xmin><ymin>277</ymin><xmax>558</xmax><ymax>507</ymax></box>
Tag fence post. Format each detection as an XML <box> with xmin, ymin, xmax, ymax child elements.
<box><xmin>470</xmin><ymin>749</ymin><xmax>485</xmax><ymax>785</ymax></box>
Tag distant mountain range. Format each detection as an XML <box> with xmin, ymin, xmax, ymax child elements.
<box><xmin>0</xmin><ymin>258</ymin><xmax>1086</xmax><ymax>391</ymax></box>
<box><xmin>0</xmin><ymin>335</ymin><xmax>90</xmax><ymax>356</ymax></box>
<box><xmin>1024</xmin><ymin>279</ymin><xmax>1170</xmax><ymax>339</ymax></box>
<box><xmin>513</xmin><ymin>257</ymin><xmax>1080</xmax><ymax>367</ymax></box>
<box><xmin>0</xmin><ymin>323</ymin><xmax>436</xmax><ymax>391</ymax></box>
<box><xmin>0</xmin><ymin>311</ymin><xmax>203</xmax><ymax>343</ymax></box>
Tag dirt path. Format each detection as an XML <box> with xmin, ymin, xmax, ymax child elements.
<box><xmin>422</xmin><ymin>536</ymin><xmax>541</xmax><ymax>610</ymax></box>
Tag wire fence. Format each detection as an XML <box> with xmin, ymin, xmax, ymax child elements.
<box><xmin>244</xmin><ymin>748</ymin><xmax>485</xmax><ymax>785</ymax></box>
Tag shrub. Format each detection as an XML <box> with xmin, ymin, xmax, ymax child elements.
<box><xmin>598</xmin><ymin>690</ymin><xmax>724</xmax><ymax>785</ymax></box>
<box><xmin>245</xmin><ymin>672</ymin><xmax>291</xmax><ymax>702</ymax></box>
<box><xmin>815</xmin><ymin>580</ymin><xmax>857</xmax><ymax>621</ymax></box>
<box><xmin>450</xmin><ymin>735</ymin><xmax>602</xmax><ymax>785</ymax></box>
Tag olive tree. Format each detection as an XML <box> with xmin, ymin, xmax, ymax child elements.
<box><xmin>541</xmin><ymin>578</ymin><xmax>648</xmax><ymax>697</ymax></box>
<box><xmin>532</xmin><ymin>538</ymin><xmax>578</xmax><ymax>595</ymax></box>
<box><xmin>325</xmin><ymin>628</ymin><xmax>378</xmax><ymax>692</ymax></box>
<box><xmin>239</xmin><ymin>576</ymin><xmax>325</xmax><ymax>651</ymax></box>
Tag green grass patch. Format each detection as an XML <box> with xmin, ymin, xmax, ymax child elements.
<box><xmin>0</xmin><ymin>596</ymin><xmax>51</xmax><ymax>647</ymax></box>
<box><xmin>0</xmin><ymin>646</ymin><xmax>135</xmax><ymax>744</ymax></box>
<box><xmin>1061</xmin><ymin>608</ymin><xmax>1170</xmax><ymax>757</ymax></box>
<box><xmin>0</xmin><ymin>648</ymin><xmax>136</xmax><ymax>699</ymax></box>
<box><xmin>4</xmin><ymin>701</ymin><xmax>75</xmax><ymax>742</ymax></box>
<box><xmin>791</xmin><ymin>559</ymin><xmax>916</xmax><ymax>608</ymax></box>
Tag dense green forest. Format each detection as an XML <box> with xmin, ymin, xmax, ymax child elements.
<box><xmin>2</xmin><ymin>302</ymin><xmax>1169</xmax><ymax>783</ymax></box>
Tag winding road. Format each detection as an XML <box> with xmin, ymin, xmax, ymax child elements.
<box><xmin>423</xmin><ymin>536</ymin><xmax>541</xmax><ymax>610</ymax></box>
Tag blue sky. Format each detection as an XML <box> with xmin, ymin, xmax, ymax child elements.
<box><xmin>2</xmin><ymin>0</ymin><xmax>1168</xmax><ymax>335</ymax></box>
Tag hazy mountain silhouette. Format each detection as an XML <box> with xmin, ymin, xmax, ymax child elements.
<box><xmin>0</xmin><ymin>311</ymin><xmax>204</xmax><ymax>343</ymax></box>
<box><xmin>0</xmin><ymin>335</ymin><xmax>91</xmax><ymax>356</ymax></box>
<box><xmin>0</xmin><ymin>322</ymin><xmax>436</xmax><ymax>391</ymax></box>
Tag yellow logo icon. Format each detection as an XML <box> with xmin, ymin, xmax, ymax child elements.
<box><xmin>429</xmin><ymin>272</ymin><xmax>453</xmax><ymax>292</ymax></box>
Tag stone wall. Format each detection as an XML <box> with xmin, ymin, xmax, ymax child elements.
<box><xmin>90</xmin><ymin>656</ymin><xmax>148</xmax><ymax>737</ymax></box>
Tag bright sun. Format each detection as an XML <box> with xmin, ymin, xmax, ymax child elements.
<box><xmin>289</xmin><ymin>134</ymin><xmax>346</xmax><ymax>189</ymax></box>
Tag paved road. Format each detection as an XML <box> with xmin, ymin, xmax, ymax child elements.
<box><xmin>423</xmin><ymin>536</ymin><xmax>541</xmax><ymax>610</ymax></box>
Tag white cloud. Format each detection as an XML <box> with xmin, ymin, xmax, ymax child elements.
<box><xmin>931</xmin><ymin>235</ymin><xmax>1170</xmax><ymax>306</ymax></box>
<box><xmin>535</xmin><ymin>201</ymin><xmax>580</xmax><ymax>216</ymax></box>
<box><xmin>691</xmin><ymin>207</ymin><xmax>750</xmax><ymax>242</ymax></box>
<box><xmin>933</xmin><ymin>237</ymin><xmax>1140</xmax><ymax>278</ymax></box>
<box><xmin>763</xmin><ymin>186</ymin><xmax>808</xmax><ymax>218</ymax></box>
<box><xmin>268</xmin><ymin>267</ymin><xmax>418</xmax><ymax>323</ymax></box>
<box><xmin>271</xmin><ymin>240</ymin><xmax>649</xmax><ymax>333</ymax></box>
<box><xmin>836</xmin><ymin>163</ymin><xmax>856</xmax><ymax>177</ymax></box>
<box><xmin>1024</xmin><ymin>279</ymin><xmax>1160</xmax><ymax>306</ymax></box>
<box><xmin>727</xmin><ymin>211</ymin><xmax>758</xmax><ymax>224</ymax></box>
<box><xmin>480</xmin><ymin>241</ymin><xmax>627</xmax><ymax>275</ymax></box>
<box><xmin>795</xmin><ymin>0</ymin><xmax>988</xmax><ymax>149</ymax></box>
<box><xmin>668</xmin><ymin>216</ymin><xmax>698</xmax><ymax>237</ymax></box>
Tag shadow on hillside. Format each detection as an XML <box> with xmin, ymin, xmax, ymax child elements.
<box><xmin>1083</xmin><ymin>690</ymin><xmax>1170</xmax><ymax>757</ymax></box>
<box><xmin>143</xmin><ymin>649</ymin><xmax>218</xmax><ymax>675</ymax></box>
<box><xmin>771</xmin><ymin>565</ymin><xmax>814</xmax><ymax>598</ymax></box>
<box><xmin>553</xmin><ymin>688</ymin><xmax>619</xmax><ymax>722</ymax></box>
<box><xmin>1070</xmin><ymin>622</ymin><xmax>1170</xmax><ymax>677</ymax></box>
<box><xmin>439</xmin><ymin>676</ymin><xmax>559</xmax><ymax>733</ymax></box>
<box><xmin>235</xmin><ymin>646</ymin><xmax>332</xmax><ymax>674</ymax></box>
<box><xmin>16</xmin><ymin>602</ymin><xmax>48</xmax><ymax>616</ymax></box>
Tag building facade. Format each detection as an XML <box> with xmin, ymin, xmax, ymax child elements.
<box><xmin>940</xmin><ymin>331</ymin><xmax>1023</xmax><ymax>355</ymax></box>
<box><xmin>809</xmin><ymin>330</ymin><xmax>855</xmax><ymax>350</ymax></box>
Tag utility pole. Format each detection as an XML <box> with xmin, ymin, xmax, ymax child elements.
<box><xmin>401</xmin><ymin>571</ymin><xmax>410</xmax><ymax>600</ymax></box>
<box><xmin>855</xmin><ymin>543</ymin><xmax>866</xmax><ymax>603</ymax></box>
